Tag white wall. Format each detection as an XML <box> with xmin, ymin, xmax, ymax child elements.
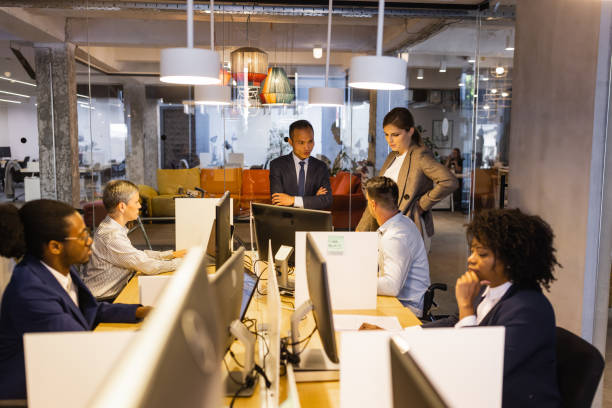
<box><xmin>0</xmin><ymin>99</ymin><xmax>39</xmax><ymax>160</ymax></box>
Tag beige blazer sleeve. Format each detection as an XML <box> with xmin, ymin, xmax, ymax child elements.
<box><xmin>415</xmin><ymin>149</ymin><xmax>459</xmax><ymax>211</ymax></box>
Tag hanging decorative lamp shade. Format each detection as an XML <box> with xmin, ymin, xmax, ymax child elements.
<box><xmin>231</xmin><ymin>47</ymin><xmax>268</xmax><ymax>85</ymax></box>
<box><xmin>259</xmin><ymin>67</ymin><xmax>294</xmax><ymax>105</ymax></box>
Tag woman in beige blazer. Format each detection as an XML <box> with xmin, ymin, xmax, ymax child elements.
<box><xmin>356</xmin><ymin>108</ymin><xmax>458</xmax><ymax>240</ymax></box>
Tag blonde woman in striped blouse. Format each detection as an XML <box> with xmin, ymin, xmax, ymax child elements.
<box><xmin>81</xmin><ymin>180</ymin><xmax>186</xmax><ymax>300</ymax></box>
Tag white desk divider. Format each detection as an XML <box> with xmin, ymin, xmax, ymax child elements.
<box><xmin>24</xmin><ymin>331</ymin><xmax>135</xmax><ymax>408</ymax></box>
<box><xmin>139</xmin><ymin>275</ymin><xmax>173</xmax><ymax>306</ymax></box>
<box><xmin>265</xmin><ymin>242</ymin><xmax>281</xmax><ymax>407</ymax></box>
<box><xmin>175</xmin><ymin>197</ymin><xmax>233</xmax><ymax>251</ymax></box>
<box><xmin>339</xmin><ymin>327</ymin><xmax>505</xmax><ymax>408</ymax></box>
<box><xmin>295</xmin><ymin>231</ymin><xmax>378</xmax><ymax>310</ymax></box>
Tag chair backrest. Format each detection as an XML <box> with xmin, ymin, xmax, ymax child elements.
<box><xmin>156</xmin><ymin>168</ymin><xmax>201</xmax><ymax>195</ymax></box>
<box><xmin>556</xmin><ymin>326</ymin><xmax>604</xmax><ymax>408</ymax></box>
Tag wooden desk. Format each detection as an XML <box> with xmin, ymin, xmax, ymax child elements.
<box><xmin>95</xmin><ymin>266</ymin><xmax>421</xmax><ymax>407</ymax></box>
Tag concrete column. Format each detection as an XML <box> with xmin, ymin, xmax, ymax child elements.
<box><xmin>34</xmin><ymin>43</ymin><xmax>79</xmax><ymax>207</ymax></box>
<box><xmin>143</xmin><ymin>99</ymin><xmax>160</xmax><ymax>188</ymax></box>
<box><xmin>123</xmin><ymin>82</ymin><xmax>146</xmax><ymax>185</ymax></box>
<box><xmin>509</xmin><ymin>0</ymin><xmax>612</xmax><ymax>354</ymax></box>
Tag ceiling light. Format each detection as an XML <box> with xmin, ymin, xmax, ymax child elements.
<box><xmin>313</xmin><ymin>47</ymin><xmax>323</xmax><ymax>59</ymax></box>
<box><xmin>490</xmin><ymin>88</ymin><xmax>497</xmax><ymax>94</ymax></box>
<box><xmin>0</xmin><ymin>98</ymin><xmax>21</xmax><ymax>104</ymax></box>
<box><xmin>193</xmin><ymin>85</ymin><xmax>231</xmax><ymax>105</ymax></box>
<box><xmin>309</xmin><ymin>0</ymin><xmax>344</xmax><ymax>106</ymax></box>
<box><xmin>505</xmin><ymin>33</ymin><xmax>515</xmax><ymax>51</ymax></box>
<box><xmin>159</xmin><ymin>0</ymin><xmax>220</xmax><ymax>85</ymax></box>
<box><xmin>468</xmin><ymin>58</ymin><xmax>476</xmax><ymax>64</ymax></box>
<box><xmin>417</xmin><ymin>69</ymin><xmax>424</xmax><ymax>80</ymax></box>
<box><xmin>501</xmin><ymin>91</ymin><xmax>509</xmax><ymax>97</ymax></box>
<box><xmin>439</xmin><ymin>60</ymin><xmax>447</xmax><ymax>73</ymax></box>
<box><xmin>0</xmin><ymin>76</ymin><xmax>36</xmax><ymax>87</ymax></box>
<box><xmin>495</xmin><ymin>66</ymin><xmax>505</xmax><ymax>75</ymax></box>
<box><xmin>77</xmin><ymin>93</ymin><xmax>90</xmax><ymax>99</ymax></box>
<box><xmin>0</xmin><ymin>90</ymin><xmax>29</xmax><ymax>98</ymax></box>
<box><xmin>458</xmin><ymin>83</ymin><xmax>465</xmax><ymax>87</ymax></box>
<box><xmin>348</xmin><ymin>0</ymin><xmax>407</xmax><ymax>90</ymax></box>
<box><xmin>483</xmin><ymin>104</ymin><xmax>490</xmax><ymax>110</ymax></box>
<box><xmin>481</xmin><ymin>76</ymin><xmax>489</xmax><ymax>81</ymax></box>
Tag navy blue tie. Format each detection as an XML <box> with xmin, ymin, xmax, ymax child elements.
<box><xmin>298</xmin><ymin>160</ymin><xmax>305</xmax><ymax>196</ymax></box>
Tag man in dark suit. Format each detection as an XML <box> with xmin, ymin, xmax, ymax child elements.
<box><xmin>0</xmin><ymin>199</ymin><xmax>150</xmax><ymax>399</ymax></box>
<box><xmin>269</xmin><ymin>120</ymin><xmax>332</xmax><ymax>210</ymax></box>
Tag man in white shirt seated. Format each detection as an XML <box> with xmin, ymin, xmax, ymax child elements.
<box><xmin>363</xmin><ymin>176</ymin><xmax>430</xmax><ymax>316</ymax></box>
<box><xmin>81</xmin><ymin>180</ymin><xmax>186</xmax><ymax>300</ymax></box>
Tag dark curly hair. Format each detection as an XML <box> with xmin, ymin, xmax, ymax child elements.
<box><xmin>0</xmin><ymin>203</ymin><xmax>25</xmax><ymax>258</ymax></box>
<box><xmin>466</xmin><ymin>208</ymin><xmax>560</xmax><ymax>291</ymax></box>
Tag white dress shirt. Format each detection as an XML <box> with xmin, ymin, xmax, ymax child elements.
<box><xmin>292</xmin><ymin>153</ymin><xmax>309</xmax><ymax>208</ymax></box>
<box><xmin>82</xmin><ymin>216</ymin><xmax>181</xmax><ymax>299</ymax></box>
<box><xmin>383</xmin><ymin>152</ymin><xmax>407</xmax><ymax>184</ymax></box>
<box><xmin>377</xmin><ymin>212</ymin><xmax>430</xmax><ymax>316</ymax></box>
<box><xmin>455</xmin><ymin>281</ymin><xmax>513</xmax><ymax>327</ymax></box>
<box><xmin>41</xmin><ymin>260</ymin><xmax>79</xmax><ymax>307</ymax></box>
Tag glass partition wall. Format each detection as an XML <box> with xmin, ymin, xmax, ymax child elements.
<box><xmin>0</xmin><ymin>4</ymin><xmax>514</xmax><ymax>235</ymax></box>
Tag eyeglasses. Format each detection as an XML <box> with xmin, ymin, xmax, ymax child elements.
<box><xmin>64</xmin><ymin>228</ymin><xmax>92</xmax><ymax>243</ymax></box>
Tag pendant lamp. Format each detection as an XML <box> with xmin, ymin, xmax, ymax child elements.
<box><xmin>308</xmin><ymin>0</ymin><xmax>344</xmax><ymax>106</ymax></box>
<box><xmin>193</xmin><ymin>0</ymin><xmax>231</xmax><ymax>105</ymax></box>
<box><xmin>160</xmin><ymin>0</ymin><xmax>220</xmax><ymax>85</ymax></box>
<box><xmin>348</xmin><ymin>0</ymin><xmax>407</xmax><ymax>90</ymax></box>
<box><xmin>259</xmin><ymin>67</ymin><xmax>294</xmax><ymax>105</ymax></box>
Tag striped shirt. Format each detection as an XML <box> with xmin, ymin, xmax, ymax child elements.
<box><xmin>81</xmin><ymin>216</ymin><xmax>181</xmax><ymax>299</ymax></box>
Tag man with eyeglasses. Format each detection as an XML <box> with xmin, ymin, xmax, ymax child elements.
<box><xmin>81</xmin><ymin>180</ymin><xmax>186</xmax><ymax>301</ymax></box>
<box><xmin>0</xmin><ymin>199</ymin><xmax>150</xmax><ymax>399</ymax></box>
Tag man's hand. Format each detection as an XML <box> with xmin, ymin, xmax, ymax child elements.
<box><xmin>172</xmin><ymin>249</ymin><xmax>187</xmax><ymax>258</ymax></box>
<box><xmin>316</xmin><ymin>187</ymin><xmax>328</xmax><ymax>196</ymax></box>
<box><xmin>135</xmin><ymin>306</ymin><xmax>153</xmax><ymax>320</ymax></box>
<box><xmin>358</xmin><ymin>322</ymin><xmax>385</xmax><ymax>331</ymax></box>
<box><xmin>455</xmin><ymin>271</ymin><xmax>489</xmax><ymax>320</ymax></box>
<box><xmin>272</xmin><ymin>193</ymin><xmax>295</xmax><ymax>206</ymax></box>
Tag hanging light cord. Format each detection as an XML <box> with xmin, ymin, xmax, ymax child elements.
<box><xmin>376</xmin><ymin>0</ymin><xmax>384</xmax><ymax>57</ymax></box>
<box><xmin>187</xmin><ymin>0</ymin><xmax>193</xmax><ymax>48</ymax></box>
<box><xmin>210</xmin><ymin>0</ymin><xmax>215</xmax><ymax>51</ymax></box>
<box><xmin>324</xmin><ymin>0</ymin><xmax>332</xmax><ymax>87</ymax></box>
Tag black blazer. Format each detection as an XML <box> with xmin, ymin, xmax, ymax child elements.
<box><xmin>269</xmin><ymin>154</ymin><xmax>332</xmax><ymax>210</ymax></box>
<box><xmin>424</xmin><ymin>285</ymin><xmax>561</xmax><ymax>408</ymax></box>
<box><xmin>0</xmin><ymin>255</ymin><xmax>140</xmax><ymax>399</ymax></box>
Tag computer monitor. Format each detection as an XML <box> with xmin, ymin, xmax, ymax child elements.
<box><xmin>0</xmin><ymin>146</ymin><xmax>10</xmax><ymax>158</ymax></box>
<box><xmin>209</xmin><ymin>247</ymin><xmax>245</xmax><ymax>352</ymax></box>
<box><xmin>389</xmin><ymin>337</ymin><xmax>448</xmax><ymax>408</ymax></box>
<box><xmin>252</xmin><ymin>202</ymin><xmax>332</xmax><ymax>265</ymax></box>
<box><xmin>215</xmin><ymin>191</ymin><xmax>232</xmax><ymax>270</ymax></box>
<box><xmin>89</xmin><ymin>247</ymin><xmax>222</xmax><ymax>408</ymax></box>
<box><xmin>304</xmin><ymin>232</ymin><xmax>338</xmax><ymax>363</ymax></box>
<box><xmin>240</xmin><ymin>270</ymin><xmax>259</xmax><ymax>321</ymax></box>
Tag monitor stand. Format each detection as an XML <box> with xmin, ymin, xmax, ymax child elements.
<box><xmin>224</xmin><ymin>320</ymin><xmax>256</xmax><ymax>397</ymax></box>
<box><xmin>275</xmin><ymin>245</ymin><xmax>294</xmax><ymax>293</ymax></box>
<box><xmin>290</xmin><ymin>301</ymin><xmax>340</xmax><ymax>382</ymax></box>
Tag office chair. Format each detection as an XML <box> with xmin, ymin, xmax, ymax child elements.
<box><xmin>420</xmin><ymin>283</ymin><xmax>448</xmax><ymax>322</ymax></box>
<box><xmin>555</xmin><ymin>326</ymin><xmax>604</xmax><ymax>408</ymax></box>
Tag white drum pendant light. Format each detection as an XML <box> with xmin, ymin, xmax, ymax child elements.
<box><xmin>308</xmin><ymin>0</ymin><xmax>344</xmax><ymax>106</ymax></box>
<box><xmin>160</xmin><ymin>0</ymin><xmax>221</xmax><ymax>85</ymax></box>
<box><xmin>348</xmin><ymin>0</ymin><xmax>407</xmax><ymax>90</ymax></box>
<box><xmin>193</xmin><ymin>0</ymin><xmax>231</xmax><ymax>104</ymax></box>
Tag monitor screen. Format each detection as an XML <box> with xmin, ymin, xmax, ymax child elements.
<box><xmin>215</xmin><ymin>191</ymin><xmax>232</xmax><ymax>270</ymax></box>
<box><xmin>252</xmin><ymin>202</ymin><xmax>332</xmax><ymax>265</ymax></box>
<box><xmin>240</xmin><ymin>271</ymin><xmax>259</xmax><ymax>321</ymax></box>
<box><xmin>210</xmin><ymin>247</ymin><xmax>245</xmax><ymax>352</ymax></box>
<box><xmin>305</xmin><ymin>232</ymin><xmax>339</xmax><ymax>364</ymax></box>
<box><xmin>389</xmin><ymin>337</ymin><xmax>448</xmax><ymax>408</ymax></box>
<box><xmin>0</xmin><ymin>146</ymin><xmax>10</xmax><ymax>157</ymax></box>
<box><xmin>89</xmin><ymin>247</ymin><xmax>222</xmax><ymax>408</ymax></box>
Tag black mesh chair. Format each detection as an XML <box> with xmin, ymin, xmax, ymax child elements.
<box><xmin>420</xmin><ymin>283</ymin><xmax>448</xmax><ymax>322</ymax></box>
<box><xmin>556</xmin><ymin>326</ymin><xmax>604</xmax><ymax>408</ymax></box>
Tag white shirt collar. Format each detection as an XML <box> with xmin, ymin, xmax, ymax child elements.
<box><xmin>41</xmin><ymin>260</ymin><xmax>72</xmax><ymax>290</ymax></box>
<box><xmin>481</xmin><ymin>281</ymin><xmax>513</xmax><ymax>301</ymax></box>
<box><xmin>377</xmin><ymin>212</ymin><xmax>403</xmax><ymax>235</ymax></box>
<box><xmin>292</xmin><ymin>153</ymin><xmax>309</xmax><ymax>165</ymax></box>
<box><xmin>106</xmin><ymin>215</ymin><xmax>128</xmax><ymax>232</ymax></box>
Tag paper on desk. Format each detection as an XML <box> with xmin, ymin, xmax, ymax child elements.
<box><xmin>333</xmin><ymin>314</ymin><xmax>402</xmax><ymax>331</ymax></box>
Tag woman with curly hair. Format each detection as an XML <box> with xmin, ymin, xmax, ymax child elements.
<box><xmin>426</xmin><ymin>208</ymin><xmax>561</xmax><ymax>407</ymax></box>
<box><xmin>0</xmin><ymin>203</ymin><xmax>25</xmax><ymax>303</ymax></box>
